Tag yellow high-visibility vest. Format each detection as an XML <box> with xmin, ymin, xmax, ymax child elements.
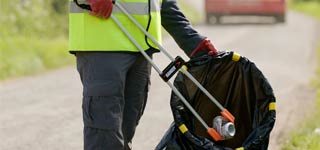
<box><xmin>69</xmin><ymin>0</ymin><xmax>162</xmax><ymax>52</ymax></box>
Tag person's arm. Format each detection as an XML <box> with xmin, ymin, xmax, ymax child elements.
<box><xmin>161</xmin><ymin>0</ymin><xmax>216</xmax><ymax>58</ymax></box>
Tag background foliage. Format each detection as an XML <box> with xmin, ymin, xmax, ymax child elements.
<box><xmin>0</xmin><ymin>0</ymin><xmax>71</xmax><ymax>80</ymax></box>
<box><xmin>0</xmin><ymin>0</ymin><xmax>68</xmax><ymax>37</ymax></box>
<box><xmin>292</xmin><ymin>0</ymin><xmax>320</xmax><ymax>3</ymax></box>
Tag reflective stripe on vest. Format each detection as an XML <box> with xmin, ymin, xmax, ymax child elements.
<box><xmin>70</xmin><ymin>1</ymin><xmax>160</xmax><ymax>14</ymax></box>
<box><xmin>69</xmin><ymin>0</ymin><xmax>162</xmax><ymax>52</ymax></box>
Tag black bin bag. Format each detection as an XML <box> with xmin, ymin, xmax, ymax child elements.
<box><xmin>156</xmin><ymin>51</ymin><xmax>276</xmax><ymax>150</ymax></box>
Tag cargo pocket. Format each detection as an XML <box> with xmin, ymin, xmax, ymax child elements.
<box><xmin>82</xmin><ymin>96</ymin><xmax>122</xmax><ymax>130</ymax></box>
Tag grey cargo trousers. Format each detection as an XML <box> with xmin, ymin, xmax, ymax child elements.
<box><xmin>76</xmin><ymin>52</ymin><xmax>152</xmax><ymax>150</ymax></box>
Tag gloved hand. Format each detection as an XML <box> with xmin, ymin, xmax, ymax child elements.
<box><xmin>87</xmin><ymin>0</ymin><xmax>113</xmax><ymax>19</ymax></box>
<box><xmin>189</xmin><ymin>38</ymin><xmax>219</xmax><ymax>58</ymax></box>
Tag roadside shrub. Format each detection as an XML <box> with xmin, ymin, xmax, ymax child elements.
<box><xmin>0</xmin><ymin>0</ymin><xmax>68</xmax><ymax>37</ymax></box>
<box><xmin>0</xmin><ymin>0</ymin><xmax>70</xmax><ymax>80</ymax></box>
<box><xmin>292</xmin><ymin>0</ymin><xmax>320</xmax><ymax>3</ymax></box>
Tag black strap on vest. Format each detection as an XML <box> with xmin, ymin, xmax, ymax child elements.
<box><xmin>73</xmin><ymin>0</ymin><xmax>91</xmax><ymax>11</ymax></box>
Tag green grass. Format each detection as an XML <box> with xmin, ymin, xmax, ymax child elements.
<box><xmin>289</xmin><ymin>1</ymin><xmax>320</xmax><ymax>19</ymax></box>
<box><xmin>0</xmin><ymin>36</ymin><xmax>73</xmax><ymax>80</ymax></box>
<box><xmin>0</xmin><ymin>0</ymin><xmax>70</xmax><ymax>80</ymax></box>
<box><xmin>282</xmin><ymin>90</ymin><xmax>320</xmax><ymax>150</ymax></box>
<box><xmin>282</xmin><ymin>1</ymin><xmax>320</xmax><ymax>149</ymax></box>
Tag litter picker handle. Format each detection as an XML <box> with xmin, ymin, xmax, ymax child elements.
<box><xmin>160</xmin><ymin>56</ymin><xmax>185</xmax><ymax>82</ymax></box>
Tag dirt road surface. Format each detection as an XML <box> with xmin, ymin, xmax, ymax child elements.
<box><xmin>1</xmin><ymin>10</ymin><xmax>319</xmax><ymax>150</ymax></box>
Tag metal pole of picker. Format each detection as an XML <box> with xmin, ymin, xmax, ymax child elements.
<box><xmin>111</xmin><ymin>2</ymin><xmax>235</xmax><ymax>141</ymax></box>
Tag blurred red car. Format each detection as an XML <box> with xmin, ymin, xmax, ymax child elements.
<box><xmin>205</xmin><ymin>0</ymin><xmax>286</xmax><ymax>24</ymax></box>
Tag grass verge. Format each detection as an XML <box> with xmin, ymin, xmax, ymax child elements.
<box><xmin>282</xmin><ymin>1</ymin><xmax>320</xmax><ymax>150</ymax></box>
<box><xmin>0</xmin><ymin>36</ymin><xmax>73</xmax><ymax>80</ymax></box>
<box><xmin>289</xmin><ymin>1</ymin><xmax>320</xmax><ymax>19</ymax></box>
<box><xmin>282</xmin><ymin>71</ymin><xmax>320</xmax><ymax>150</ymax></box>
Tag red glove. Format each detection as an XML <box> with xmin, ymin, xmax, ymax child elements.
<box><xmin>87</xmin><ymin>0</ymin><xmax>113</xmax><ymax>19</ymax></box>
<box><xmin>189</xmin><ymin>38</ymin><xmax>218</xmax><ymax>58</ymax></box>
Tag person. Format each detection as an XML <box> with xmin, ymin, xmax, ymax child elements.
<box><xmin>69</xmin><ymin>0</ymin><xmax>218</xmax><ymax>149</ymax></box>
